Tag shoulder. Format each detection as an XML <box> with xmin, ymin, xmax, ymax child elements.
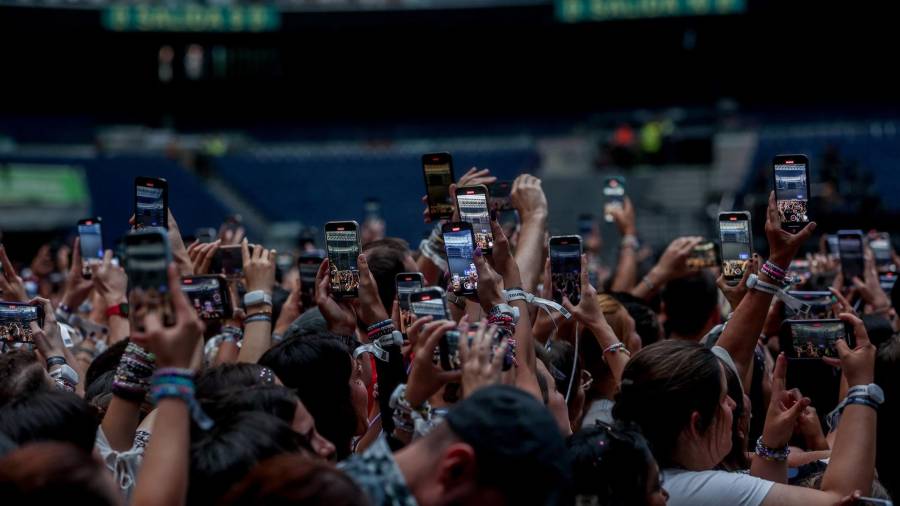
<box><xmin>661</xmin><ymin>468</ymin><xmax>774</xmax><ymax>506</ymax></box>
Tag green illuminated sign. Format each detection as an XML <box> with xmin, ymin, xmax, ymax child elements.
<box><xmin>556</xmin><ymin>0</ymin><xmax>745</xmax><ymax>23</ymax></box>
<box><xmin>103</xmin><ymin>5</ymin><xmax>281</xmax><ymax>32</ymax></box>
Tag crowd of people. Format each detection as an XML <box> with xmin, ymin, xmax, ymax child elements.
<box><xmin>778</xmin><ymin>199</ymin><xmax>809</xmax><ymax>223</ymax></box>
<box><xmin>0</xmin><ymin>166</ymin><xmax>897</xmax><ymax>506</ymax></box>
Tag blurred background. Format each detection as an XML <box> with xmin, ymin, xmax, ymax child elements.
<box><xmin>1</xmin><ymin>0</ymin><xmax>899</xmax><ymax>266</ymax></box>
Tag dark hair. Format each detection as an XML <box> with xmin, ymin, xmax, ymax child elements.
<box><xmin>362</xmin><ymin>238</ymin><xmax>411</xmax><ymax>314</ymax></box>
<box><xmin>542</xmin><ymin>340</ymin><xmax>582</xmax><ymax>403</ymax></box>
<box><xmin>200</xmin><ymin>385</ymin><xmax>299</xmax><ymax>428</ymax></box>
<box><xmin>875</xmin><ymin>335</ymin><xmax>900</xmax><ymax>499</ymax></box>
<box><xmin>84</xmin><ymin>338</ymin><xmax>130</xmax><ymax>387</ymax></box>
<box><xmin>719</xmin><ymin>360</ymin><xmax>749</xmax><ymax>471</ymax></box>
<box><xmin>259</xmin><ymin>336</ymin><xmax>358</xmax><ymax>460</ymax></box>
<box><xmin>568</xmin><ymin>422</ymin><xmax>656</xmax><ymax>506</ymax></box>
<box><xmin>612</xmin><ymin>292</ymin><xmax>662</xmax><ymax>348</ymax></box>
<box><xmin>613</xmin><ymin>340</ymin><xmax>724</xmax><ymax>467</ymax></box>
<box><xmin>0</xmin><ymin>390</ymin><xmax>99</xmax><ymax>453</ymax></box>
<box><xmin>84</xmin><ymin>369</ymin><xmax>116</xmax><ymax>418</ymax></box>
<box><xmin>219</xmin><ymin>454</ymin><xmax>371</xmax><ymax>506</ymax></box>
<box><xmin>862</xmin><ymin>314</ymin><xmax>894</xmax><ymax>349</ymax></box>
<box><xmin>196</xmin><ymin>363</ymin><xmax>272</xmax><ymax>401</ymax></box>
<box><xmin>0</xmin><ymin>442</ymin><xmax>118</xmax><ymax>505</ymax></box>
<box><xmin>661</xmin><ymin>271</ymin><xmax>718</xmax><ymax>338</ymax></box>
<box><xmin>0</xmin><ymin>350</ymin><xmax>49</xmax><ymax>406</ymax></box>
<box><xmin>188</xmin><ymin>411</ymin><xmax>305</xmax><ymax>506</ymax></box>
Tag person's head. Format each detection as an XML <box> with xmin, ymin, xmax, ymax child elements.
<box><xmin>875</xmin><ymin>335</ymin><xmax>900</xmax><ymax>499</ymax></box>
<box><xmin>83</xmin><ymin>369</ymin><xmax>116</xmax><ymax>418</ymax></box>
<box><xmin>395</xmin><ymin>385</ymin><xmax>570</xmax><ymax>506</ymax></box>
<box><xmin>188</xmin><ymin>411</ymin><xmax>306</xmax><ymax>506</ymax></box>
<box><xmin>0</xmin><ymin>442</ymin><xmax>119</xmax><ymax>506</ymax></box>
<box><xmin>84</xmin><ymin>338</ymin><xmax>130</xmax><ymax>388</ymax></box>
<box><xmin>540</xmin><ymin>340</ymin><xmax>585</xmax><ymax>425</ymax></box>
<box><xmin>718</xmin><ymin>359</ymin><xmax>750</xmax><ymax>471</ymax></box>
<box><xmin>0</xmin><ymin>390</ymin><xmax>99</xmax><ymax>453</ymax></box>
<box><xmin>196</xmin><ymin>363</ymin><xmax>277</xmax><ymax>401</ymax></box>
<box><xmin>612</xmin><ymin>291</ymin><xmax>663</xmax><ymax>348</ymax></box>
<box><xmin>568</xmin><ymin>422</ymin><xmax>668</xmax><ymax>506</ymax></box>
<box><xmin>200</xmin><ymin>384</ymin><xmax>336</xmax><ymax>460</ymax></box>
<box><xmin>660</xmin><ymin>272</ymin><xmax>720</xmax><ymax>341</ymax></box>
<box><xmin>862</xmin><ymin>314</ymin><xmax>894</xmax><ymax>349</ymax></box>
<box><xmin>613</xmin><ymin>340</ymin><xmax>735</xmax><ymax>470</ymax></box>
<box><xmin>0</xmin><ymin>349</ymin><xmax>52</xmax><ymax>406</ymax></box>
<box><xmin>219</xmin><ymin>454</ymin><xmax>370</xmax><ymax>506</ymax></box>
<box><xmin>259</xmin><ymin>336</ymin><xmax>368</xmax><ymax>460</ymax></box>
<box><xmin>362</xmin><ymin>237</ymin><xmax>417</xmax><ymax>314</ymax></box>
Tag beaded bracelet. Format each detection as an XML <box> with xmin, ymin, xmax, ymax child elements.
<box><xmin>150</xmin><ymin>368</ymin><xmax>214</xmax><ymax>430</ymax></box>
<box><xmin>602</xmin><ymin>342</ymin><xmax>631</xmax><ymax>358</ymax></box>
<box><xmin>112</xmin><ymin>343</ymin><xmax>156</xmax><ymax>402</ymax></box>
<box><xmin>366</xmin><ymin>319</ymin><xmax>394</xmax><ymax>333</ymax></box>
<box><xmin>754</xmin><ymin>436</ymin><xmax>789</xmax><ymax>462</ymax></box>
<box><xmin>244</xmin><ymin>314</ymin><xmax>272</xmax><ymax>325</ymax></box>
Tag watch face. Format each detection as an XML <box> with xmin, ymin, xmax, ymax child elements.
<box><xmin>868</xmin><ymin>384</ymin><xmax>885</xmax><ymax>403</ymax></box>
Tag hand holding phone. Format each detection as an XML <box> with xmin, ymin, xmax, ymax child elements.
<box><xmin>718</xmin><ymin>212</ymin><xmax>752</xmax><ymax>283</ymax></box>
<box><xmin>455</xmin><ymin>185</ymin><xmax>494</xmax><ymax>253</ymax></box>
<box><xmin>324</xmin><ymin>221</ymin><xmax>361</xmax><ymax>299</ymax></box>
<box><xmin>125</xmin><ymin>228</ymin><xmax>175</xmax><ymax>328</ymax></box>
<box><xmin>838</xmin><ymin>230</ymin><xmax>865</xmax><ymax>283</ymax></box>
<box><xmin>780</xmin><ymin>319</ymin><xmax>854</xmax><ymax>360</ymax></box>
<box><xmin>772</xmin><ymin>155</ymin><xmax>810</xmax><ymax>233</ymax></box>
<box><xmin>550</xmin><ymin>235</ymin><xmax>582</xmax><ymax>304</ymax></box>
<box><xmin>181</xmin><ymin>275</ymin><xmax>232</xmax><ymax>320</ymax></box>
<box><xmin>0</xmin><ymin>301</ymin><xmax>44</xmax><ymax>343</ymax></box>
<box><xmin>77</xmin><ymin>217</ymin><xmax>104</xmax><ymax>278</ymax></box>
<box><xmin>602</xmin><ymin>176</ymin><xmax>626</xmax><ymax>223</ymax></box>
<box><xmin>686</xmin><ymin>241</ymin><xmax>718</xmax><ymax>271</ymax></box>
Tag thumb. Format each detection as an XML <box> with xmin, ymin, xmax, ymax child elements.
<box><xmin>786</xmin><ymin>396</ymin><xmax>812</xmax><ymax>419</ymax></box>
<box><xmin>561</xmin><ymin>295</ymin><xmax>576</xmax><ymax>314</ymax></box>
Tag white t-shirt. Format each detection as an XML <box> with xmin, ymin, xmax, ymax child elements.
<box><xmin>661</xmin><ymin>468</ymin><xmax>774</xmax><ymax>506</ymax></box>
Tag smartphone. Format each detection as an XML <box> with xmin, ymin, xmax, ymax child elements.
<box><xmin>880</xmin><ymin>272</ymin><xmax>897</xmax><ymax>292</ymax></box>
<box><xmin>409</xmin><ymin>286</ymin><xmax>450</xmax><ymax>321</ymax></box>
<box><xmin>77</xmin><ymin>217</ymin><xmax>104</xmax><ymax>277</ymax></box>
<box><xmin>298</xmin><ymin>251</ymin><xmax>325</xmax><ymax>300</ymax></box>
<box><xmin>422</xmin><ymin>152</ymin><xmax>455</xmax><ymax>221</ymax></box>
<box><xmin>455</xmin><ymin>185</ymin><xmax>493</xmax><ymax>253</ymax></box>
<box><xmin>0</xmin><ymin>302</ymin><xmax>44</xmax><ymax>343</ymax></box>
<box><xmin>489</xmin><ymin>180</ymin><xmax>513</xmax><ymax>212</ymax></box>
<box><xmin>549</xmin><ymin>235</ymin><xmax>582</xmax><ymax>305</ymax></box>
<box><xmin>718</xmin><ymin>212</ymin><xmax>752</xmax><ymax>282</ymax></box>
<box><xmin>442</xmin><ymin>222</ymin><xmax>478</xmax><ymax>296</ymax></box>
<box><xmin>782</xmin><ymin>291</ymin><xmax>836</xmax><ymax>320</ymax></box>
<box><xmin>868</xmin><ymin>232</ymin><xmax>894</xmax><ymax>273</ymax></box>
<box><xmin>125</xmin><ymin>228</ymin><xmax>174</xmax><ymax>327</ymax></box>
<box><xmin>181</xmin><ymin>275</ymin><xmax>232</xmax><ymax>320</ymax></box>
<box><xmin>837</xmin><ymin>230</ymin><xmax>865</xmax><ymax>282</ymax></box>
<box><xmin>687</xmin><ymin>241</ymin><xmax>719</xmax><ymax>270</ymax></box>
<box><xmin>324</xmin><ymin>221</ymin><xmax>360</xmax><ymax>299</ymax></box>
<box><xmin>602</xmin><ymin>176</ymin><xmax>626</xmax><ymax>223</ymax></box>
<box><xmin>212</xmin><ymin>245</ymin><xmax>244</xmax><ymax>279</ymax></box>
<box><xmin>825</xmin><ymin>234</ymin><xmax>840</xmax><ymax>257</ymax></box>
<box><xmin>857</xmin><ymin>496</ymin><xmax>894</xmax><ymax>506</ymax></box>
<box><xmin>364</xmin><ymin>198</ymin><xmax>382</xmax><ymax>221</ymax></box>
<box><xmin>780</xmin><ymin>319</ymin><xmax>854</xmax><ymax>360</ymax></box>
<box><xmin>772</xmin><ymin>155</ymin><xmax>810</xmax><ymax>234</ymax></box>
<box><xmin>438</xmin><ymin>322</ymin><xmax>514</xmax><ymax>372</ymax></box>
<box><xmin>396</xmin><ymin>272</ymin><xmax>425</xmax><ymax>311</ymax></box>
<box><xmin>134</xmin><ymin>176</ymin><xmax>168</xmax><ymax>229</ymax></box>
<box><xmin>195</xmin><ymin>227</ymin><xmax>217</xmax><ymax>244</ymax></box>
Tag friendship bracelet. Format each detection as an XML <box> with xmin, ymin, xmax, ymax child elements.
<box><xmin>366</xmin><ymin>319</ymin><xmax>394</xmax><ymax>333</ymax></box>
<box><xmin>244</xmin><ymin>314</ymin><xmax>272</xmax><ymax>325</ymax></box>
<box><xmin>150</xmin><ymin>370</ymin><xmax>214</xmax><ymax>430</ymax></box>
<box><xmin>754</xmin><ymin>436</ymin><xmax>789</xmax><ymax>462</ymax></box>
<box><xmin>602</xmin><ymin>342</ymin><xmax>631</xmax><ymax>358</ymax></box>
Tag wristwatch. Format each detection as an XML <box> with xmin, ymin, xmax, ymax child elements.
<box><xmin>106</xmin><ymin>302</ymin><xmax>130</xmax><ymax>319</ymax></box>
<box><xmin>243</xmin><ymin>290</ymin><xmax>273</xmax><ymax>308</ymax></box>
<box><xmin>847</xmin><ymin>383</ymin><xmax>885</xmax><ymax>405</ymax></box>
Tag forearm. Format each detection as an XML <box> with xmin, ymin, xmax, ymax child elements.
<box><xmin>511</xmin><ymin>299</ymin><xmax>542</xmax><ymax>399</ymax></box>
<box><xmin>214</xmin><ymin>340</ymin><xmax>240</xmax><ymax>365</ymax></box>
<box><xmin>514</xmin><ymin>214</ymin><xmax>547</xmax><ymax>293</ymax></box>
<box><xmin>750</xmin><ymin>455</ymin><xmax>788</xmax><ymax>483</ymax></box>
<box><xmin>107</xmin><ymin>314</ymin><xmax>130</xmax><ymax>346</ymax></box>
<box><xmin>588</xmin><ymin>321</ymin><xmax>627</xmax><ymax>383</ymax></box>
<box><xmin>716</xmin><ymin>290</ymin><xmax>774</xmax><ymax>392</ymax></box>
<box><xmin>629</xmin><ymin>265</ymin><xmax>666</xmax><ymax>301</ymax></box>
<box><xmin>610</xmin><ymin>246</ymin><xmax>638</xmax><ymax>293</ymax></box>
<box><xmin>101</xmin><ymin>397</ymin><xmax>142</xmax><ymax>451</ymax></box>
<box><xmin>132</xmin><ymin>399</ymin><xmax>190</xmax><ymax>506</ymax></box>
<box><xmin>820</xmin><ymin>405</ymin><xmax>876</xmax><ymax>495</ymax></box>
<box><xmin>238</xmin><ymin>320</ymin><xmax>271</xmax><ymax>363</ymax></box>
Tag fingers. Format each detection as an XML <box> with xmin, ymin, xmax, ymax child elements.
<box><xmin>715</xmin><ymin>272</ymin><xmax>728</xmax><ymax>291</ymax></box>
<box><xmin>102</xmin><ymin>248</ymin><xmax>114</xmax><ymax>268</ymax></box>
<box><xmin>71</xmin><ymin>238</ymin><xmax>83</xmax><ymax>270</ymax></box>
<box><xmin>240</xmin><ymin>238</ymin><xmax>251</xmax><ymax>265</ymax></box>
<box><xmin>579</xmin><ymin>254</ymin><xmax>591</xmax><ymax>299</ymax></box>
<box><xmin>794</xmin><ymin>221</ymin><xmax>817</xmax><ymax>241</ymax></box>
<box><xmin>829</xmin><ymin>287</ymin><xmax>853</xmax><ymax>314</ymax></box>
<box><xmin>561</xmin><ymin>295</ymin><xmax>575</xmax><ymax>314</ymax></box>
<box><xmin>0</xmin><ymin>245</ymin><xmax>16</xmax><ymax>279</ymax></box>
<box><xmin>767</xmin><ymin>191</ymin><xmax>779</xmax><ymax>225</ymax></box>
<box><xmin>168</xmin><ymin>263</ymin><xmax>196</xmax><ymax>323</ymax></box>
<box><xmin>772</xmin><ymin>352</ymin><xmax>787</xmax><ymax>394</ymax></box>
<box><xmin>491</xmin><ymin>337</ymin><xmax>509</xmax><ymax>371</ymax></box>
<box><xmin>838</xmin><ymin>312</ymin><xmax>869</xmax><ymax>349</ymax></box>
<box><xmin>198</xmin><ymin>241</ymin><xmax>220</xmax><ymax>274</ymax></box>
<box><xmin>358</xmin><ymin>253</ymin><xmax>371</xmax><ymax>280</ymax></box>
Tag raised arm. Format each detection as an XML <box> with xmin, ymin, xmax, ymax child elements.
<box><xmin>237</xmin><ymin>240</ymin><xmax>276</xmax><ymax>363</ymax></box>
<box><xmin>510</xmin><ymin>174</ymin><xmax>548</xmax><ymax>294</ymax></box>
<box><xmin>609</xmin><ymin>197</ymin><xmax>639</xmax><ymax>292</ymax></box>
<box><xmin>629</xmin><ymin>236</ymin><xmax>703</xmax><ymax>301</ymax></box>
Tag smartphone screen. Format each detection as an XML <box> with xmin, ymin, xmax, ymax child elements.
<box><xmin>325</xmin><ymin>221</ymin><xmax>360</xmax><ymax>298</ymax></box>
<box><xmin>772</xmin><ymin>155</ymin><xmax>810</xmax><ymax>232</ymax></box>
<box><xmin>195</xmin><ymin>228</ymin><xmax>217</xmax><ymax>244</ymax></box>
<box><xmin>687</xmin><ymin>241</ymin><xmax>718</xmax><ymax>270</ymax></box>
<box><xmin>396</xmin><ymin>273</ymin><xmax>424</xmax><ymax>311</ymax></box>
<box><xmin>456</xmin><ymin>186</ymin><xmax>493</xmax><ymax>252</ymax></box>
<box><xmin>0</xmin><ymin>303</ymin><xmax>42</xmax><ymax>343</ymax></box>
<box><xmin>869</xmin><ymin>233</ymin><xmax>893</xmax><ymax>273</ymax></box>
<box><xmin>782</xmin><ymin>319</ymin><xmax>854</xmax><ymax>360</ymax></box>
<box><xmin>602</xmin><ymin>176</ymin><xmax>625</xmax><ymax>223</ymax></box>
<box><xmin>212</xmin><ymin>245</ymin><xmax>243</xmax><ymax>279</ymax></box>
<box><xmin>838</xmin><ymin>230</ymin><xmax>865</xmax><ymax>282</ymax></box>
<box><xmin>125</xmin><ymin>230</ymin><xmax>174</xmax><ymax>327</ymax></box>
<box><xmin>489</xmin><ymin>180</ymin><xmax>513</xmax><ymax>212</ymax></box>
<box><xmin>134</xmin><ymin>177</ymin><xmax>168</xmax><ymax>229</ymax></box>
<box><xmin>719</xmin><ymin>213</ymin><xmax>752</xmax><ymax>280</ymax></box>
<box><xmin>78</xmin><ymin>218</ymin><xmax>104</xmax><ymax>265</ymax></box>
<box><xmin>783</xmin><ymin>291</ymin><xmax>836</xmax><ymax>320</ymax></box>
<box><xmin>422</xmin><ymin>153</ymin><xmax>455</xmax><ymax>221</ymax></box>
<box><xmin>550</xmin><ymin>235</ymin><xmax>582</xmax><ymax>305</ymax></box>
<box><xmin>409</xmin><ymin>288</ymin><xmax>449</xmax><ymax>321</ymax></box>
<box><xmin>181</xmin><ymin>275</ymin><xmax>231</xmax><ymax>320</ymax></box>
<box><xmin>442</xmin><ymin>223</ymin><xmax>478</xmax><ymax>295</ymax></box>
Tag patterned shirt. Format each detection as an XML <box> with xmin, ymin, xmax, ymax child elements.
<box><xmin>339</xmin><ymin>435</ymin><xmax>418</xmax><ymax>506</ymax></box>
